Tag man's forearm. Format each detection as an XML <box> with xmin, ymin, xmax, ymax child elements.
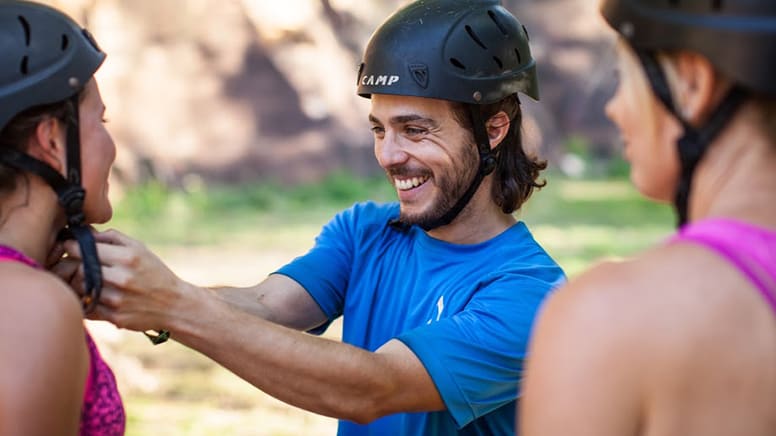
<box><xmin>163</xmin><ymin>290</ymin><xmax>438</xmax><ymax>423</ymax></box>
<box><xmin>207</xmin><ymin>274</ymin><xmax>327</xmax><ymax>331</ymax></box>
<box><xmin>210</xmin><ymin>285</ymin><xmax>274</xmax><ymax>320</ymax></box>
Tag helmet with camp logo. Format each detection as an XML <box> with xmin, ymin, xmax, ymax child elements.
<box><xmin>357</xmin><ymin>0</ymin><xmax>539</xmax><ymax>104</ymax></box>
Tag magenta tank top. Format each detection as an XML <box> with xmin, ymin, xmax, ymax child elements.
<box><xmin>0</xmin><ymin>245</ymin><xmax>126</xmax><ymax>435</ymax></box>
<box><xmin>669</xmin><ymin>219</ymin><xmax>776</xmax><ymax>316</ymax></box>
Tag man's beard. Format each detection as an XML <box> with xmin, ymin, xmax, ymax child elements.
<box><xmin>397</xmin><ymin>143</ymin><xmax>480</xmax><ymax>228</ymax></box>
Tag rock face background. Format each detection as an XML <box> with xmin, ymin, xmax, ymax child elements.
<box><xmin>43</xmin><ymin>0</ymin><xmax>619</xmax><ymax>188</ymax></box>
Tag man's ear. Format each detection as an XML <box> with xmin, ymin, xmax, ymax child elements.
<box><xmin>486</xmin><ymin>111</ymin><xmax>511</xmax><ymax>150</ymax></box>
<box><xmin>27</xmin><ymin>117</ymin><xmax>67</xmax><ymax>174</ymax></box>
<box><xmin>672</xmin><ymin>51</ymin><xmax>728</xmax><ymax>126</ymax></box>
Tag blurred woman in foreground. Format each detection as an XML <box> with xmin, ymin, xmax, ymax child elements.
<box><xmin>521</xmin><ymin>0</ymin><xmax>776</xmax><ymax>435</ymax></box>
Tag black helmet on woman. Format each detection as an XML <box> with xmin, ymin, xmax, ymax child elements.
<box><xmin>601</xmin><ymin>0</ymin><xmax>776</xmax><ymax>225</ymax></box>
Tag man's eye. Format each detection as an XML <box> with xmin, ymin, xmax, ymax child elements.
<box><xmin>370</xmin><ymin>126</ymin><xmax>385</xmax><ymax>134</ymax></box>
<box><xmin>405</xmin><ymin>127</ymin><xmax>426</xmax><ymax>136</ymax></box>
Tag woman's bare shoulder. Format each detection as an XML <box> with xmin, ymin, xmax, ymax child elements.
<box><xmin>0</xmin><ymin>264</ymin><xmax>88</xmax><ymax>434</ymax></box>
<box><xmin>0</xmin><ymin>263</ymin><xmax>85</xmax><ymax>346</ymax></box>
<box><xmin>555</xmin><ymin>242</ymin><xmax>717</xmax><ymax>309</ymax></box>
<box><xmin>1</xmin><ymin>262</ymin><xmax>82</xmax><ymax>306</ymax></box>
<box><xmin>532</xmin><ymin>243</ymin><xmax>721</xmax><ymax>354</ymax></box>
<box><xmin>537</xmin><ymin>240</ymin><xmax>771</xmax><ymax>359</ymax></box>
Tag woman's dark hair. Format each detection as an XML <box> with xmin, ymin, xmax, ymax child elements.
<box><xmin>452</xmin><ymin>95</ymin><xmax>547</xmax><ymax>214</ymax></box>
<box><xmin>0</xmin><ymin>97</ymin><xmax>78</xmax><ymax>195</ymax></box>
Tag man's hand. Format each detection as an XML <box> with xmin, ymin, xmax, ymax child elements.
<box><xmin>48</xmin><ymin>242</ymin><xmax>85</xmax><ymax>297</ymax></box>
<box><xmin>61</xmin><ymin>229</ymin><xmax>188</xmax><ymax>332</ymax></box>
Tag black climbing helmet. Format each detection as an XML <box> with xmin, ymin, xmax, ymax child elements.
<box><xmin>0</xmin><ymin>0</ymin><xmax>105</xmax><ymax>132</ymax></box>
<box><xmin>0</xmin><ymin>0</ymin><xmax>105</xmax><ymax>312</ymax></box>
<box><xmin>357</xmin><ymin>0</ymin><xmax>539</xmax><ymax>104</ymax></box>
<box><xmin>601</xmin><ymin>0</ymin><xmax>776</xmax><ymax>95</ymax></box>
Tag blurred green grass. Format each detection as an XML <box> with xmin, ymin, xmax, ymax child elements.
<box><xmin>98</xmin><ymin>169</ymin><xmax>675</xmax><ymax>435</ymax></box>
<box><xmin>108</xmin><ymin>169</ymin><xmax>674</xmax><ymax>276</ymax></box>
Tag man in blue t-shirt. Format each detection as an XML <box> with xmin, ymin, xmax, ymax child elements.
<box><xmin>62</xmin><ymin>0</ymin><xmax>565</xmax><ymax>434</ymax></box>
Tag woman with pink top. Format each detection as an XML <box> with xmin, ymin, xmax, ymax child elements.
<box><xmin>521</xmin><ymin>1</ymin><xmax>776</xmax><ymax>435</ymax></box>
<box><xmin>0</xmin><ymin>1</ymin><xmax>125</xmax><ymax>434</ymax></box>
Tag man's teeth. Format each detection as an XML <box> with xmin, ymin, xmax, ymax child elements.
<box><xmin>395</xmin><ymin>177</ymin><xmax>427</xmax><ymax>191</ymax></box>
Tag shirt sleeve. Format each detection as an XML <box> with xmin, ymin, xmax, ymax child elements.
<box><xmin>397</xmin><ymin>269</ymin><xmax>562</xmax><ymax>428</ymax></box>
<box><xmin>273</xmin><ymin>205</ymin><xmax>359</xmax><ymax>333</ymax></box>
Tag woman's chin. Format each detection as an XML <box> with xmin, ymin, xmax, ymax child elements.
<box><xmin>86</xmin><ymin>205</ymin><xmax>113</xmax><ymax>225</ymax></box>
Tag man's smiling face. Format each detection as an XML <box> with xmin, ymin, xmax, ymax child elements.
<box><xmin>369</xmin><ymin>94</ymin><xmax>478</xmax><ymax>228</ymax></box>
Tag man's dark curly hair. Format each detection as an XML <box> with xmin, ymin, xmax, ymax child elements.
<box><xmin>451</xmin><ymin>94</ymin><xmax>547</xmax><ymax>214</ymax></box>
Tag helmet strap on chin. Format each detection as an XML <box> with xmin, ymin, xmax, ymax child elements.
<box><xmin>415</xmin><ymin>104</ymin><xmax>497</xmax><ymax>231</ymax></box>
<box><xmin>62</xmin><ymin>92</ymin><xmax>103</xmax><ymax>313</ymax></box>
<box><xmin>60</xmin><ymin>94</ymin><xmax>88</xmax><ymax>232</ymax></box>
<box><xmin>0</xmin><ymin>93</ymin><xmax>102</xmax><ymax>312</ymax></box>
<box><xmin>635</xmin><ymin>51</ymin><xmax>747</xmax><ymax>228</ymax></box>
<box><xmin>388</xmin><ymin>104</ymin><xmax>498</xmax><ymax>232</ymax></box>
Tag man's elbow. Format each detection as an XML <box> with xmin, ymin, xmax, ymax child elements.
<box><xmin>328</xmin><ymin>396</ymin><xmax>385</xmax><ymax>425</ymax></box>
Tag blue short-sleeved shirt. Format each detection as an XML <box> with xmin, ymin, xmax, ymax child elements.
<box><xmin>276</xmin><ymin>202</ymin><xmax>565</xmax><ymax>435</ymax></box>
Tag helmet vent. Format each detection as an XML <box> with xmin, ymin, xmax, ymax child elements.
<box><xmin>522</xmin><ymin>25</ymin><xmax>530</xmax><ymax>41</ymax></box>
<box><xmin>514</xmin><ymin>48</ymin><xmax>522</xmax><ymax>64</ymax></box>
<box><xmin>465</xmin><ymin>25</ymin><xmax>488</xmax><ymax>50</ymax></box>
<box><xmin>488</xmin><ymin>10</ymin><xmax>508</xmax><ymax>36</ymax></box>
<box><xmin>20</xmin><ymin>56</ymin><xmax>29</xmax><ymax>75</ymax></box>
<box><xmin>62</xmin><ymin>34</ymin><xmax>69</xmax><ymax>51</ymax></box>
<box><xmin>450</xmin><ymin>58</ymin><xmax>467</xmax><ymax>70</ymax></box>
<box><xmin>18</xmin><ymin>16</ymin><xmax>31</xmax><ymax>46</ymax></box>
<box><xmin>493</xmin><ymin>56</ymin><xmax>503</xmax><ymax>69</ymax></box>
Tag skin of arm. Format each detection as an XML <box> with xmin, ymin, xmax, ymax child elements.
<box><xmin>0</xmin><ymin>265</ymin><xmax>88</xmax><ymax>436</ymax></box>
<box><xmin>519</xmin><ymin>261</ymin><xmax>646</xmax><ymax>436</ymax></box>
<box><xmin>210</xmin><ymin>274</ymin><xmax>330</xmax><ymax>331</ymax></box>
<box><xmin>64</xmin><ymin>229</ymin><xmax>444</xmax><ymax>423</ymax></box>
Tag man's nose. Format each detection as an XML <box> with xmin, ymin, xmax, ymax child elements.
<box><xmin>375</xmin><ymin>132</ymin><xmax>409</xmax><ymax>169</ymax></box>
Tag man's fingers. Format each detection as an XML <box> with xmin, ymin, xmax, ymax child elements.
<box><xmin>62</xmin><ymin>240</ymin><xmax>82</xmax><ymax>260</ymax></box>
<box><xmin>49</xmin><ymin>257</ymin><xmax>82</xmax><ymax>283</ymax></box>
<box><xmin>45</xmin><ymin>243</ymin><xmax>66</xmax><ymax>268</ymax></box>
<box><xmin>94</xmin><ymin>228</ymin><xmax>132</xmax><ymax>246</ymax></box>
<box><xmin>63</xmin><ymin>239</ymin><xmax>140</xmax><ymax>269</ymax></box>
<box><xmin>85</xmin><ymin>301</ymin><xmax>113</xmax><ymax>323</ymax></box>
<box><xmin>100</xmin><ymin>264</ymin><xmax>137</xmax><ymax>289</ymax></box>
<box><xmin>94</xmin><ymin>242</ymin><xmax>139</xmax><ymax>268</ymax></box>
<box><xmin>94</xmin><ymin>284</ymin><xmax>125</xmax><ymax>309</ymax></box>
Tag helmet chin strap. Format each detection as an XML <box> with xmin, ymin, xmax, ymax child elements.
<box><xmin>0</xmin><ymin>93</ymin><xmax>102</xmax><ymax>312</ymax></box>
<box><xmin>390</xmin><ymin>104</ymin><xmax>498</xmax><ymax>232</ymax></box>
<box><xmin>62</xmin><ymin>92</ymin><xmax>104</xmax><ymax>313</ymax></box>
<box><xmin>634</xmin><ymin>51</ymin><xmax>747</xmax><ymax>227</ymax></box>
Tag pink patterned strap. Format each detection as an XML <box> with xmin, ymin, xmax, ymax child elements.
<box><xmin>80</xmin><ymin>331</ymin><xmax>126</xmax><ymax>436</ymax></box>
<box><xmin>670</xmin><ymin>219</ymin><xmax>776</xmax><ymax>316</ymax></box>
